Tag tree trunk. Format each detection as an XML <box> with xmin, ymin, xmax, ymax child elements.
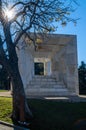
<box><xmin>11</xmin><ymin>64</ymin><xmax>33</xmax><ymax>123</ymax></box>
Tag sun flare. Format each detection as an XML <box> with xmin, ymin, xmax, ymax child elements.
<box><xmin>4</xmin><ymin>9</ymin><xmax>14</xmax><ymax>20</ymax></box>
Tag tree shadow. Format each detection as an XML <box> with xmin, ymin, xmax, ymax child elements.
<box><xmin>11</xmin><ymin>117</ymin><xmax>30</xmax><ymax>130</ymax></box>
<box><xmin>73</xmin><ymin>118</ymin><xmax>86</xmax><ymax>130</ymax></box>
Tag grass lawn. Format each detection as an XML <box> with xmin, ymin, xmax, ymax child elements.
<box><xmin>0</xmin><ymin>97</ymin><xmax>86</xmax><ymax>130</ymax></box>
<box><xmin>0</xmin><ymin>97</ymin><xmax>12</xmax><ymax>123</ymax></box>
<box><xmin>0</xmin><ymin>90</ymin><xmax>9</xmax><ymax>92</ymax></box>
<box><xmin>29</xmin><ymin>99</ymin><xmax>86</xmax><ymax>130</ymax></box>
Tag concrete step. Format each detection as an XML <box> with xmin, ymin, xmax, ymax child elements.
<box><xmin>32</xmin><ymin>75</ymin><xmax>57</xmax><ymax>81</ymax></box>
<box><xmin>28</xmin><ymin>84</ymin><xmax>65</xmax><ymax>88</ymax></box>
<box><xmin>26</xmin><ymin>76</ymin><xmax>67</xmax><ymax>96</ymax></box>
<box><xmin>29</xmin><ymin>81</ymin><xmax>62</xmax><ymax>85</ymax></box>
<box><xmin>29</xmin><ymin>76</ymin><xmax>63</xmax><ymax>86</ymax></box>
<box><xmin>30</xmin><ymin>79</ymin><xmax>57</xmax><ymax>82</ymax></box>
<box><xmin>25</xmin><ymin>88</ymin><xmax>70</xmax><ymax>96</ymax></box>
<box><xmin>33</xmin><ymin>75</ymin><xmax>56</xmax><ymax>79</ymax></box>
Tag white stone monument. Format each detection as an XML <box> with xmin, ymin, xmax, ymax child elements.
<box><xmin>17</xmin><ymin>34</ymin><xmax>79</xmax><ymax>97</ymax></box>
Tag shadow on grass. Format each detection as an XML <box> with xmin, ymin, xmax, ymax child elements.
<box><xmin>28</xmin><ymin>99</ymin><xmax>86</xmax><ymax>130</ymax></box>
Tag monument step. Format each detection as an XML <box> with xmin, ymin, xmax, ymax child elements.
<box><xmin>33</xmin><ymin>75</ymin><xmax>56</xmax><ymax>79</ymax></box>
<box><xmin>27</xmin><ymin>75</ymin><xmax>66</xmax><ymax>94</ymax></box>
<box><xmin>29</xmin><ymin>75</ymin><xmax>63</xmax><ymax>86</ymax></box>
<box><xmin>27</xmin><ymin>84</ymin><xmax>65</xmax><ymax>88</ymax></box>
<box><xmin>29</xmin><ymin>81</ymin><xmax>63</xmax><ymax>85</ymax></box>
<box><xmin>25</xmin><ymin>88</ymin><xmax>70</xmax><ymax>96</ymax></box>
<box><xmin>32</xmin><ymin>76</ymin><xmax>57</xmax><ymax>81</ymax></box>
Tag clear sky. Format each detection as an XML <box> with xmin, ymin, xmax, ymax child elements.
<box><xmin>56</xmin><ymin>0</ymin><xmax>86</xmax><ymax>65</ymax></box>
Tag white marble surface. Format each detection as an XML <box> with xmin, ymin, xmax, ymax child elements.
<box><xmin>17</xmin><ymin>34</ymin><xmax>79</xmax><ymax>96</ymax></box>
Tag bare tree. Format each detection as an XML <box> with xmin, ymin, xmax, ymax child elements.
<box><xmin>0</xmin><ymin>0</ymin><xmax>78</xmax><ymax>124</ymax></box>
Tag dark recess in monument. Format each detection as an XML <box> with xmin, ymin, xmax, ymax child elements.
<box><xmin>34</xmin><ymin>62</ymin><xmax>44</xmax><ymax>75</ymax></box>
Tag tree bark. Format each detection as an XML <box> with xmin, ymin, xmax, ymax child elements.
<box><xmin>10</xmin><ymin>45</ymin><xmax>33</xmax><ymax>123</ymax></box>
<box><xmin>11</xmin><ymin>64</ymin><xmax>33</xmax><ymax>122</ymax></box>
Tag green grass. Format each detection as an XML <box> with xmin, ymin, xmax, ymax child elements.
<box><xmin>0</xmin><ymin>90</ymin><xmax>9</xmax><ymax>92</ymax></box>
<box><xmin>28</xmin><ymin>99</ymin><xmax>86</xmax><ymax>130</ymax></box>
<box><xmin>0</xmin><ymin>97</ymin><xmax>12</xmax><ymax>123</ymax></box>
<box><xmin>0</xmin><ymin>97</ymin><xmax>86</xmax><ymax>130</ymax></box>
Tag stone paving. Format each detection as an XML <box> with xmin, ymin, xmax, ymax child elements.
<box><xmin>0</xmin><ymin>124</ymin><xmax>13</xmax><ymax>130</ymax></box>
<box><xmin>44</xmin><ymin>95</ymin><xmax>86</xmax><ymax>102</ymax></box>
<box><xmin>0</xmin><ymin>91</ymin><xmax>86</xmax><ymax>102</ymax></box>
<box><xmin>0</xmin><ymin>123</ymin><xmax>30</xmax><ymax>130</ymax></box>
<box><xmin>0</xmin><ymin>120</ymin><xmax>30</xmax><ymax>130</ymax></box>
<box><xmin>0</xmin><ymin>91</ymin><xmax>12</xmax><ymax>97</ymax></box>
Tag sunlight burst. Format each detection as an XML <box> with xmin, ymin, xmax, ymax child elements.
<box><xmin>4</xmin><ymin>9</ymin><xmax>15</xmax><ymax>20</ymax></box>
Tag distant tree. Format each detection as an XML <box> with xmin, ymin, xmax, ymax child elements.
<box><xmin>0</xmin><ymin>0</ymin><xmax>78</xmax><ymax>124</ymax></box>
<box><xmin>0</xmin><ymin>65</ymin><xmax>10</xmax><ymax>90</ymax></box>
<box><xmin>78</xmin><ymin>61</ymin><xmax>86</xmax><ymax>95</ymax></box>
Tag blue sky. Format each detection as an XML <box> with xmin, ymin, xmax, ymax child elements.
<box><xmin>56</xmin><ymin>0</ymin><xmax>86</xmax><ymax>65</ymax></box>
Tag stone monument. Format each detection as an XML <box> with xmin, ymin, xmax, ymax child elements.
<box><xmin>17</xmin><ymin>34</ymin><xmax>79</xmax><ymax>97</ymax></box>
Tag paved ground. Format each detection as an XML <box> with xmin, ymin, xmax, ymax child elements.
<box><xmin>0</xmin><ymin>124</ymin><xmax>14</xmax><ymax>130</ymax></box>
<box><xmin>0</xmin><ymin>91</ymin><xmax>86</xmax><ymax>102</ymax></box>
<box><xmin>44</xmin><ymin>95</ymin><xmax>86</xmax><ymax>102</ymax></box>
<box><xmin>0</xmin><ymin>120</ymin><xmax>30</xmax><ymax>130</ymax></box>
<box><xmin>0</xmin><ymin>91</ymin><xmax>12</xmax><ymax>97</ymax></box>
<box><xmin>0</xmin><ymin>123</ymin><xmax>29</xmax><ymax>130</ymax></box>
